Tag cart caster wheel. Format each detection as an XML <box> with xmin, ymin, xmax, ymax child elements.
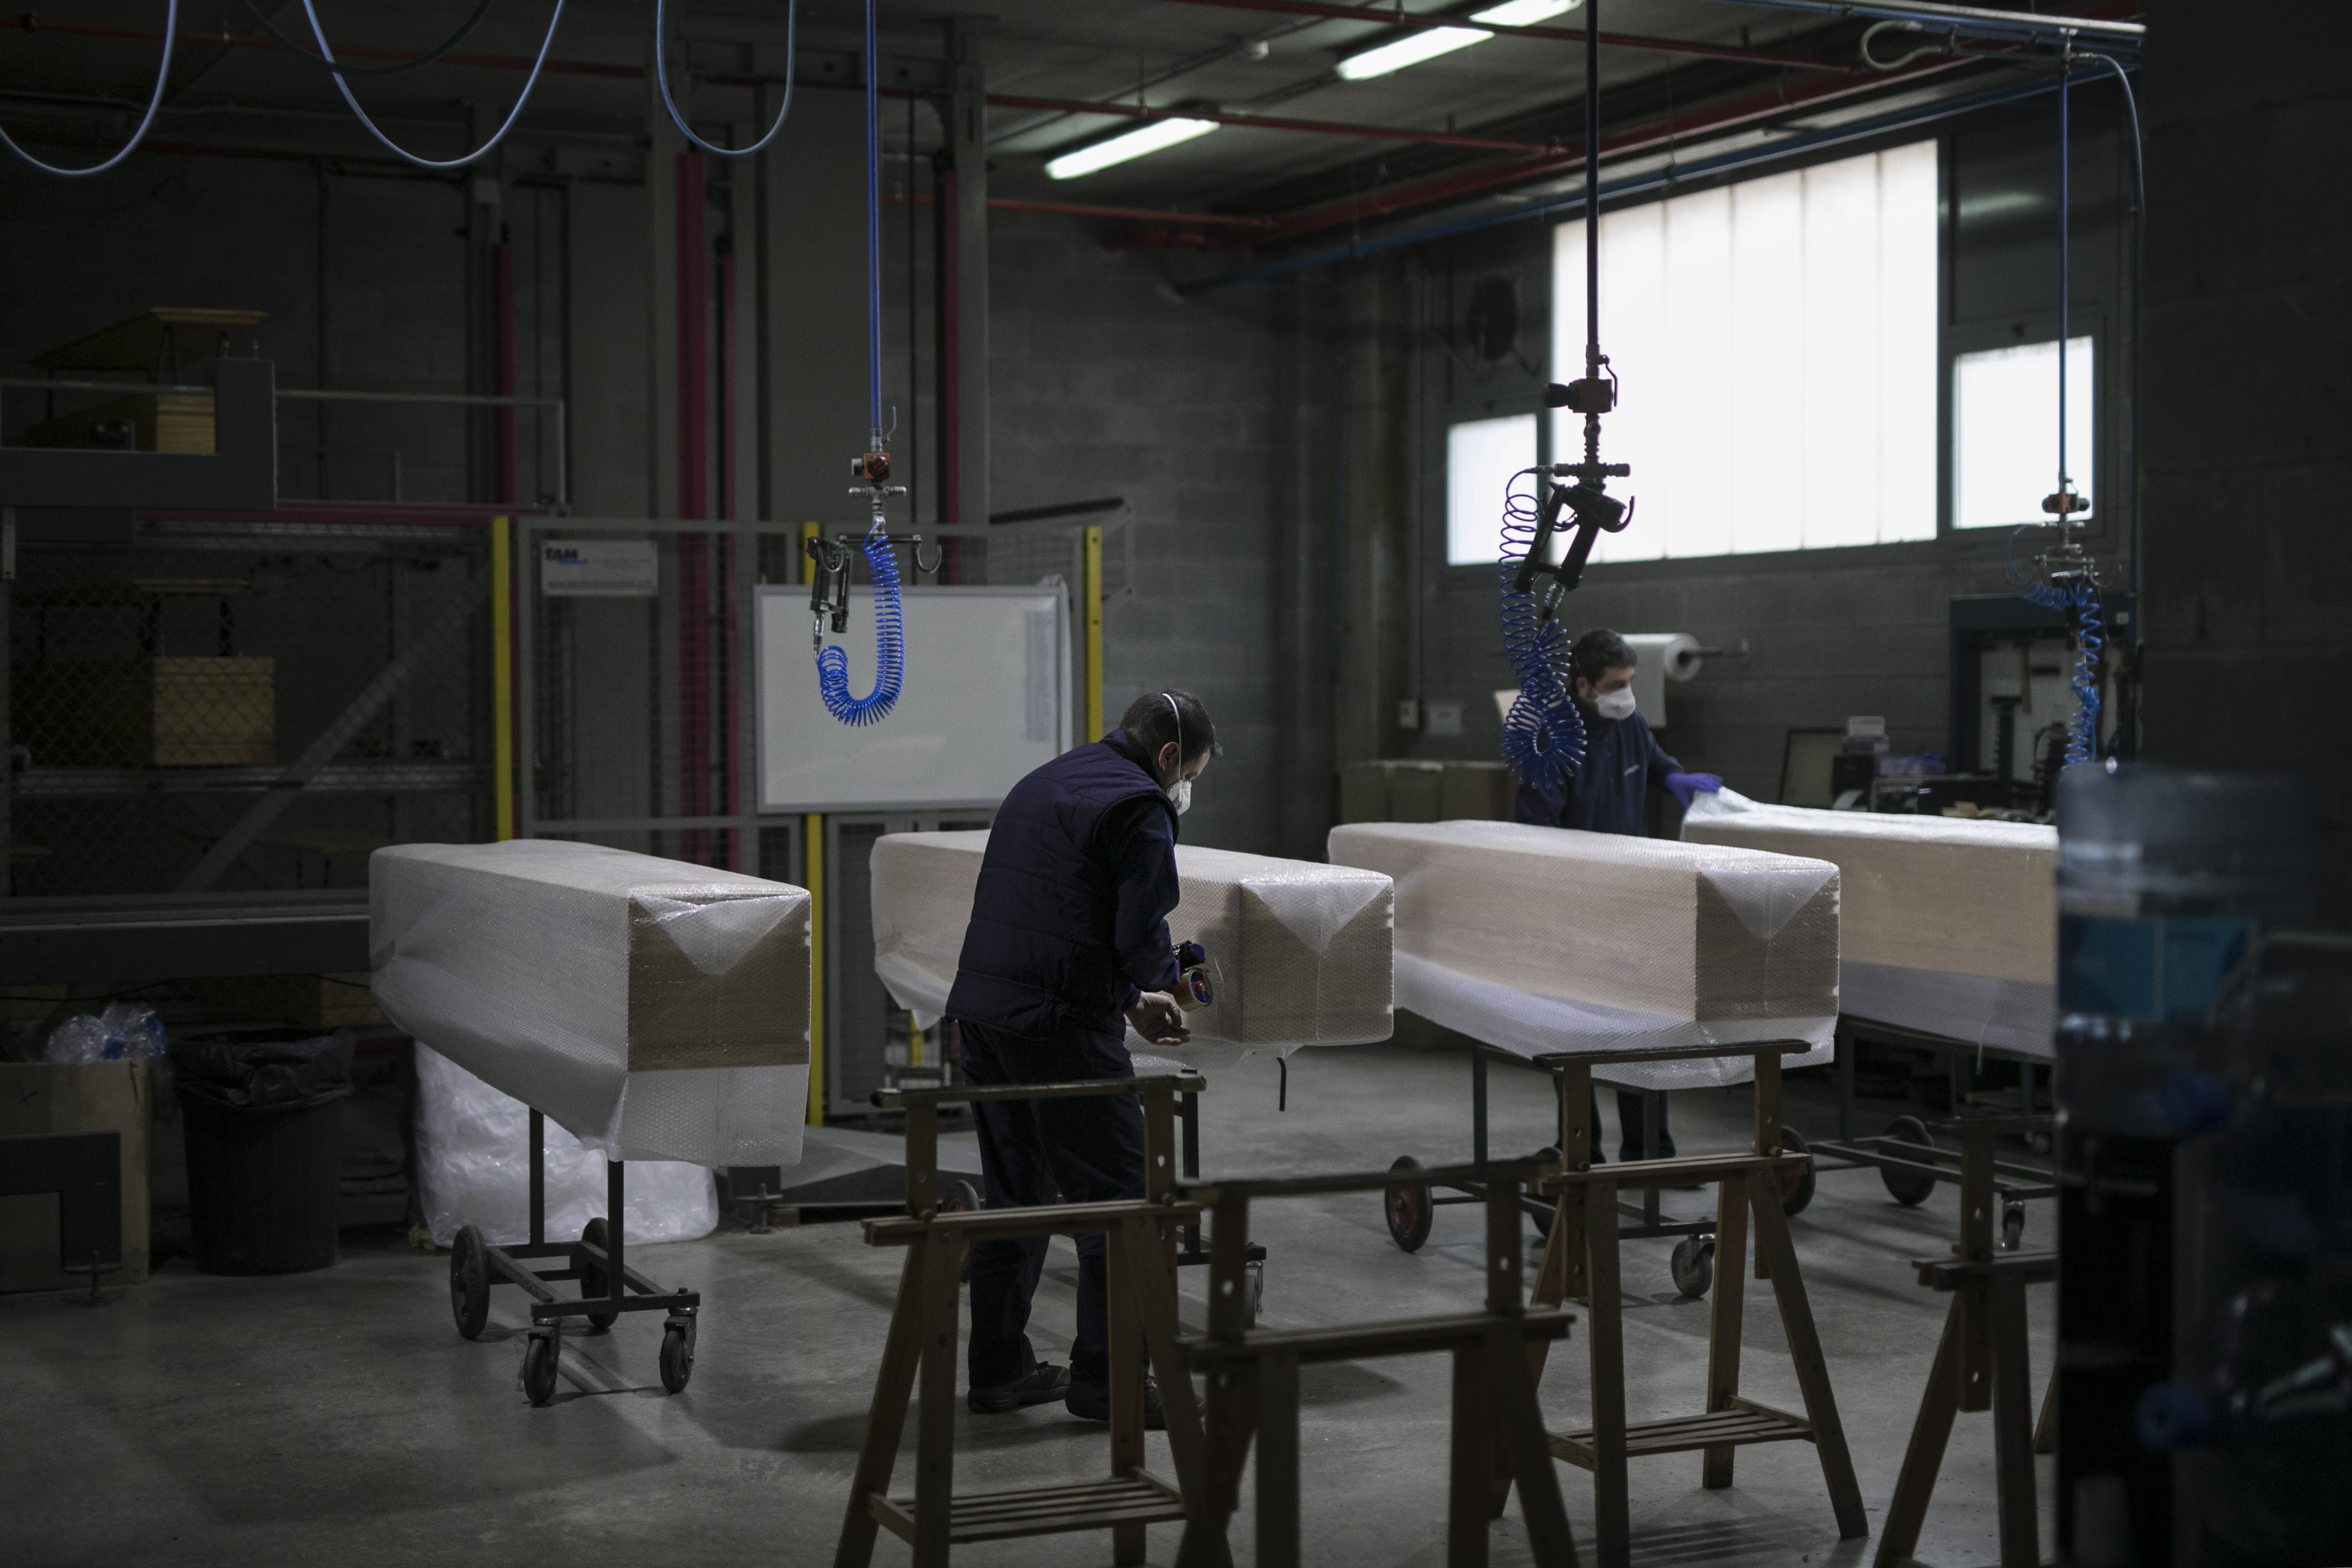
<box><xmin>2002</xmin><ymin>1201</ymin><xmax>2028</xmax><ymax>1250</ymax></box>
<box><xmin>942</xmin><ymin>1178</ymin><xmax>983</xmax><ymax>1283</ymax></box>
<box><xmin>1383</xmin><ymin>1156</ymin><xmax>1434</xmax><ymax>1253</ymax></box>
<box><xmin>1775</xmin><ymin>1126</ymin><xmax>1817</xmax><ymax>1217</ymax></box>
<box><xmin>1670</xmin><ymin>1236</ymin><xmax>1716</xmax><ymax>1299</ymax></box>
<box><xmin>450</xmin><ymin>1226</ymin><xmax>491</xmax><ymax>1340</ymax></box>
<box><xmin>659</xmin><ymin>1316</ymin><xmax>695</xmax><ymax>1394</ymax></box>
<box><xmin>1243</xmin><ymin>1260</ymin><xmax>1265</xmax><ymax>1329</ymax></box>
<box><xmin>579</xmin><ymin>1218</ymin><xmax>619</xmax><ymax>1332</ymax></box>
<box><xmin>1880</xmin><ymin>1114</ymin><xmax>1938</xmax><ymax>1207</ymax></box>
<box><xmin>520</xmin><ymin>1328</ymin><xmax>560</xmax><ymax>1406</ymax></box>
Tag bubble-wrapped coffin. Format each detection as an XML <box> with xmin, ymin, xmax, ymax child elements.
<box><xmin>370</xmin><ymin>840</ymin><xmax>812</xmax><ymax>1165</ymax></box>
<box><xmin>869</xmin><ymin>830</ymin><xmax>1395</xmax><ymax>1060</ymax></box>
<box><xmin>1681</xmin><ymin>788</ymin><xmax>2057</xmax><ymax>1055</ymax></box>
<box><xmin>1327</xmin><ymin>819</ymin><xmax>1840</xmax><ymax>1087</ymax></box>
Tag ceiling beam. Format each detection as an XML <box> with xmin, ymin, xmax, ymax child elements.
<box><xmin>989</xmin><ymin>93</ymin><xmax>1552</xmax><ymax>154</ymax></box>
<box><xmin>1144</xmin><ymin>0</ymin><xmax>1854</xmax><ymax>72</ymax></box>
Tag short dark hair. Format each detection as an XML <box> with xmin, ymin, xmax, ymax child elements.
<box><xmin>1571</xmin><ymin>628</ymin><xmax>1634</xmax><ymax>687</ymax></box>
<box><xmin>1120</xmin><ymin>688</ymin><xmax>1220</xmax><ymax>765</ymax></box>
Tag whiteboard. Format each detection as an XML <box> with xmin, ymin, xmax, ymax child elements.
<box><xmin>756</xmin><ymin>585</ymin><xmax>1071</xmax><ymax>813</ymax></box>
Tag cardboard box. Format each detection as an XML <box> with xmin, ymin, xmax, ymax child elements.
<box><xmin>0</xmin><ymin>1061</ymin><xmax>151</xmax><ymax>1293</ymax></box>
<box><xmin>186</xmin><ymin>972</ymin><xmax>386</xmax><ymax>1031</ymax></box>
<box><xmin>1339</xmin><ymin>759</ymin><xmax>1515</xmax><ymax>824</ymax></box>
<box><xmin>16</xmin><ymin>657</ymin><xmax>274</xmax><ymax>767</ymax></box>
<box><xmin>24</xmin><ymin>390</ymin><xmax>216</xmax><ymax>454</ymax></box>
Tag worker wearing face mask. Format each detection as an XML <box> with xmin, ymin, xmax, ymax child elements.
<box><xmin>945</xmin><ymin>688</ymin><xmax>1218</xmax><ymax>1429</ymax></box>
<box><xmin>1515</xmin><ymin>629</ymin><xmax>1719</xmax><ymax>1160</ymax></box>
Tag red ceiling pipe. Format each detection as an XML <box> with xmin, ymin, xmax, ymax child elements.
<box><xmin>889</xmin><ymin>190</ymin><xmax>1272</xmax><ymax>228</ymax></box>
<box><xmin>1144</xmin><ymin>0</ymin><xmax>1854</xmax><ymax>71</ymax></box>
<box><xmin>1243</xmin><ymin>48</ymin><xmax>1975</xmax><ymax>248</ymax></box>
<box><xmin>489</xmin><ymin>242</ymin><xmax>517</xmax><ymax>505</ymax></box>
<box><xmin>986</xmin><ymin>92</ymin><xmax>1553</xmax><ymax>154</ymax></box>
<box><xmin>676</xmin><ymin>150</ymin><xmax>711</xmax><ymax>864</ymax></box>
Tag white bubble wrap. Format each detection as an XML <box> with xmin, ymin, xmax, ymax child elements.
<box><xmin>413</xmin><ymin>1045</ymin><xmax>717</xmax><ymax>1249</ymax></box>
<box><xmin>869</xmin><ymin>830</ymin><xmax>1395</xmax><ymax>1067</ymax></box>
<box><xmin>1681</xmin><ymin>788</ymin><xmax>2058</xmax><ymax>1057</ymax></box>
<box><xmin>1327</xmin><ymin>819</ymin><xmax>1839</xmax><ymax>1089</ymax></box>
<box><xmin>370</xmin><ymin>840</ymin><xmax>811</xmax><ymax>1165</ymax></box>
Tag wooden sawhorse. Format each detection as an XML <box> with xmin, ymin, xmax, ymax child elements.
<box><xmin>1174</xmin><ymin>1159</ymin><xmax>1581</xmax><ymax>1568</ymax></box>
<box><xmin>1529</xmin><ymin>1042</ymin><xmax>1868</xmax><ymax>1568</ymax></box>
<box><xmin>1875</xmin><ymin>1114</ymin><xmax>2059</xmax><ymax>1568</ymax></box>
<box><xmin>836</xmin><ymin>1072</ymin><xmax>1213</xmax><ymax>1568</ymax></box>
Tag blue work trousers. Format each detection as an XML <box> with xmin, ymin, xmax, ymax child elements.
<box><xmin>956</xmin><ymin>1018</ymin><xmax>1145</xmax><ymax>1387</ymax></box>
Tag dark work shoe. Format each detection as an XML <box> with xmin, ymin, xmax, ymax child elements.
<box><xmin>968</xmin><ymin>1362</ymin><xmax>1069</xmax><ymax>1413</ymax></box>
<box><xmin>1065</xmin><ymin>1370</ymin><xmax>1165</xmax><ymax>1430</ymax></box>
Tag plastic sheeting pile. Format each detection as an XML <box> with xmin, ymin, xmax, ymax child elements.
<box><xmin>1327</xmin><ymin>819</ymin><xmax>1840</xmax><ymax>1088</ymax></box>
<box><xmin>413</xmin><ymin>1045</ymin><xmax>717</xmax><ymax>1249</ymax></box>
<box><xmin>371</xmin><ymin>840</ymin><xmax>812</xmax><ymax>1166</ymax></box>
<box><xmin>1682</xmin><ymin>788</ymin><xmax>2057</xmax><ymax>1055</ymax></box>
<box><xmin>869</xmin><ymin>830</ymin><xmax>1395</xmax><ymax>1066</ymax></box>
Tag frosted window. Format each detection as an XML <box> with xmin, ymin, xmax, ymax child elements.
<box><xmin>1952</xmin><ymin>337</ymin><xmax>2096</xmax><ymax>529</ymax></box>
<box><xmin>1551</xmin><ymin>139</ymin><xmax>1939</xmax><ymax>561</ymax></box>
<box><xmin>1446</xmin><ymin>413</ymin><xmax>1538</xmax><ymax>566</ymax></box>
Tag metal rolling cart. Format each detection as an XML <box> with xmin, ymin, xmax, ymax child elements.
<box><xmin>1380</xmin><ymin>1040</ymin><xmax>1817</xmax><ymax>1297</ymax></box>
<box><xmin>445</xmin><ymin>1109</ymin><xmax>701</xmax><ymax>1406</ymax></box>
<box><xmin>1802</xmin><ymin>1014</ymin><xmax>2058</xmax><ymax>1240</ymax></box>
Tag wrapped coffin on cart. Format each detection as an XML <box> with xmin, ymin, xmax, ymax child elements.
<box><xmin>371</xmin><ymin>839</ymin><xmax>811</xmax><ymax>1402</ymax></box>
<box><xmin>869</xmin><ymin>830</ymin><xmax>1396</xmax><ymax>1063</ymax></box>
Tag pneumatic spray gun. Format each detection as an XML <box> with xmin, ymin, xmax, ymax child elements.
<box><xmin>806</xmin><ymin>422</ymin><xmax>930</xmax><ymax>654</ymax></box>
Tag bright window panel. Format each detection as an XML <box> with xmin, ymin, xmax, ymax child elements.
<box><xmin>1952</xmin><ymin>336</ymin><xmax>2096</xmax><ymax>529</ymax></box>
<box><xmin>1551</xmin><ymin>139</ymin><xmax>1938</xmax><ymax>560</ymax></box>
<box><xmin>1446</xmin><ymin>413</ymin><xmax>1538</xmax><ymax>566</ymax></box>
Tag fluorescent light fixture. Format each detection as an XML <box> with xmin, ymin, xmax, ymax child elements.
<box><xmin>1335</xmin><ymin>0</ymin><xmax>1578</xmax><ymax>81</ymax></box>
<box><xmin>1471</xmin><ymin>0</ymin><xmax>1581</xmax><ymax>25</ymax></box>
<box><xmin>1045</xmin><ymin>116</ymin><xmax>1220</xmax><ymax>180</ymax></box>
<box><xmin>1338</xmin><ymin>26</ymin><xmax>1487</xmax><ymax>80</ymax></box>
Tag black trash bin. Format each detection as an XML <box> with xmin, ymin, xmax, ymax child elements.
<box><xmin>171</xmin><ymin>1029</ymin><xmax>355</xmax><ymax>1275</ymax></box>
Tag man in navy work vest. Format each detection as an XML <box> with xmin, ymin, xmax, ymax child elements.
<box><xmin>944</xmin><ymin>689</ymin><xmax>1217</xmax><ymax>1426</ymax></box>
<box><xmin>1515</xmin><ymin>629</ymin><xmax>1720</xmax><ymax>1161</ymax></box>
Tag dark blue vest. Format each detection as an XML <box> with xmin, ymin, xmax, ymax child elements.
<box><xmin>947</xmin><ymin>729</ymin><xmax>1176</xmax><ymax>1039</ymax></box>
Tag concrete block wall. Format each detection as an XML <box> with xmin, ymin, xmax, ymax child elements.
<box><xmin>2138</xmin><ymin>0</ymin><xmax>2352</xmax><ymax>926</ymax></box>
<box><xmin>989</xmin><ymin>212</ymin><xmax>1290</xmax><ymax>856</ymax></box>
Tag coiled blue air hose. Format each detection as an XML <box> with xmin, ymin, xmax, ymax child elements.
<box><xmin>1497</xmin><ymin>469</ymin><xmax>1585</xmax><ymax>789</ymax></box>
<box><xmin>816</xmin><ymin>532</ymin><xmax>905</xmax><ymax>725</ymax></box>
<box><xmin>813</xmin><ymin>0</ymin><xmax>903</xmax><ymax>727</ymax></box>
<box><xmin>2011</xmin><ymin>528</ymin><xmax>2103</xmax><ymax>766</ymax></box>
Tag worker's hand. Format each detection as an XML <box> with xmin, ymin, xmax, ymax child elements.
<box><xmin>1125</xmin><ymin>992</ymin><xmax>1192</xmax><ymax>1046</ymax></box>
<box><xmin>1664</xmin><ymin>772</ymin><xmax>1722</xmax><ymax>809</ymax></box>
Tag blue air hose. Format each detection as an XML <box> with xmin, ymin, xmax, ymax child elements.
<box><xmin>2010</xmin><ymin>529</ymin><xmax>2103</xmax><ymax>766</ymax></box>
<box><xmin>1</xmin><ymin>0</ymin><xmax>179</xmax><ymax>176</ymax></box>
<box><xmin>815</xmin><ymin>533</ymin><xmax>905</xmax><ymax>725</ymax></box>
<box><xmin>813</xmin><ymin>0</ymin><xmax>902</xmax><ymax>726</ymax></box>
<box><xmin>1496</xmin><ymin>469</ymin><xmax>1585</xmax><ymax>789</ymax></box>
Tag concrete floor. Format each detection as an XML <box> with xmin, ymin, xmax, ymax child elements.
<box><xmin>0</xmin><ymin>1044</ymin><xmax>2053</xmax><ymax>1568</ymax></box>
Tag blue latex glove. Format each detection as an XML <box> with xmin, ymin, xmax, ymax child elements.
<box><xmin>1664</xmin><ymin>772</ymin><xmax>1722</xmax><ymax>809</ymax></box>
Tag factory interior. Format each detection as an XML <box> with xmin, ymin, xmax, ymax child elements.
<box><xmin>2</xmin><ymin>2</ymin><xmax>2347</xmax><ymax>1566</ymax></box>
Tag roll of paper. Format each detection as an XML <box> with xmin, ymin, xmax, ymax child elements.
<box><xmin>1620</xmin><ymin>632</ymin><xmax>1704</xmax><ymax>729</ymax></box>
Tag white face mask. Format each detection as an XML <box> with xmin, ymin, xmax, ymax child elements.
<box><xmin>1166</xmin><ymin>778</ymin><xmax>1193</xmax><ymax>816</ymax></box>
<box><xmin>1592</xmin><ymin>686</ymin><xmax>1636</xmax><ymax>721</ymax></box>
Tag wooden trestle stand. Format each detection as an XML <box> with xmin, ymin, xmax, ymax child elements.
<box><xmin>1174</xmin><ymin>1159</ymin><xmax>1581</xmax><ymax>1568</ymax></box>
<box><xmin>1874</xmin><ymin>1114</ymin><xmax>2059</xmax><ymax>1568</ymax></box>
<box><xmin>834</xmin><ymin>1072</ymin><xmax>1214</xmax><ymax>1568</ymax></box>
<box><xmin>1528</xmin><ymin>1041</ymin><xmax>1869</xmax><ymax>1568</ymax></box>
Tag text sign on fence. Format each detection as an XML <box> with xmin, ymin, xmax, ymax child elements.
<box><xmin>541</xmin><ymin>540</ymin><xmax>658</xmax><ymax>598</ymax></box>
